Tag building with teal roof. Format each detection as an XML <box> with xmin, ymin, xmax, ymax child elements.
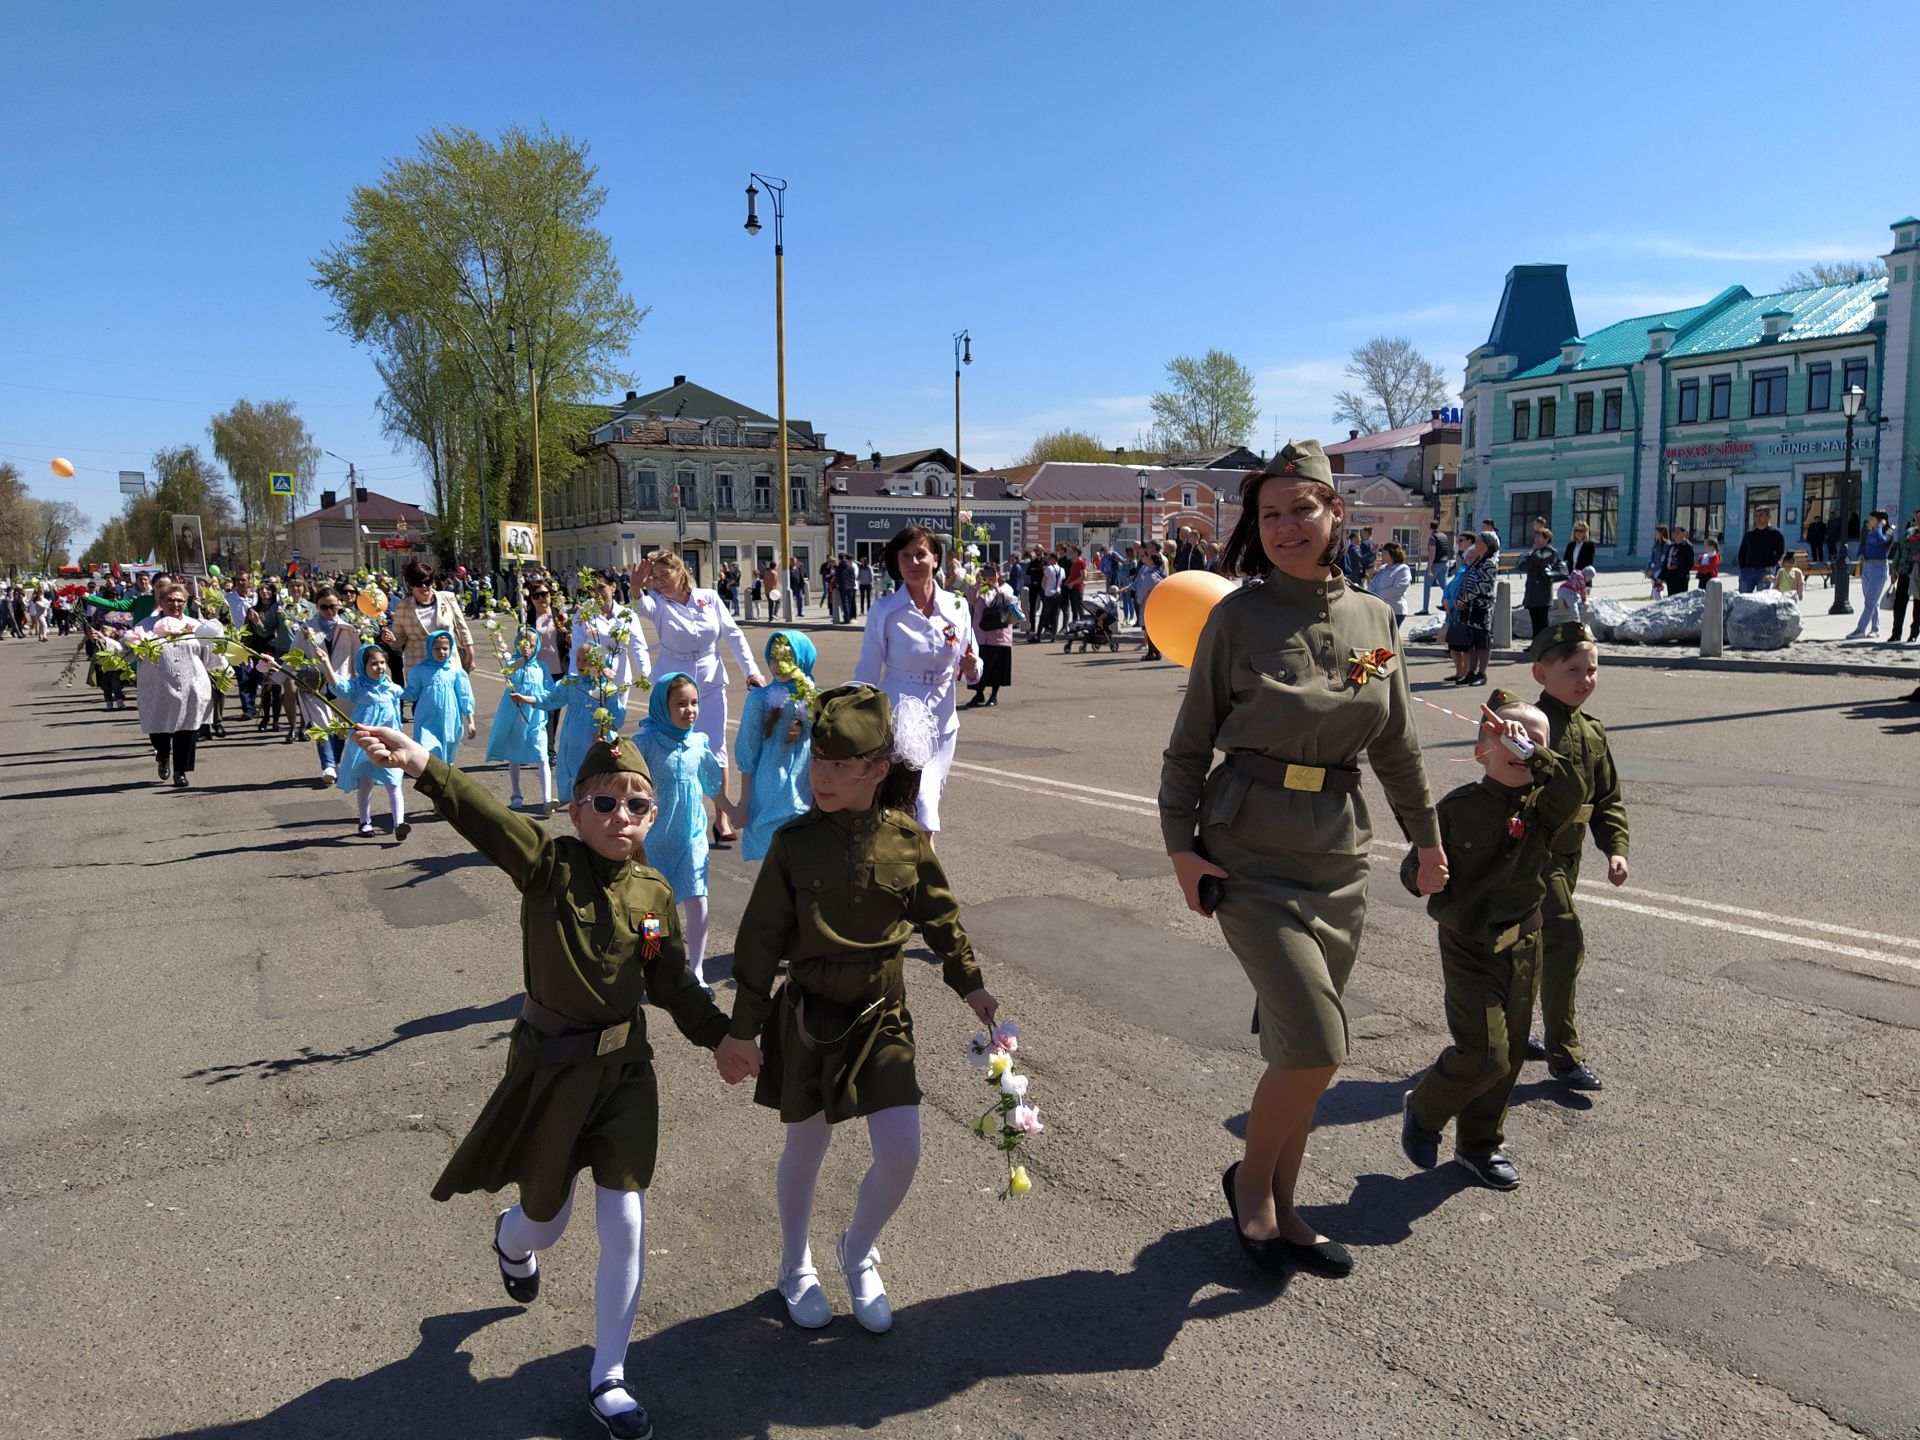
<box><xmin>1459</xmin><ymin>215</ymin><xmax>1919</xmax><ymax>563</ymax></box>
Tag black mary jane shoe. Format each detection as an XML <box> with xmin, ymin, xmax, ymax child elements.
<box><xmin>1280</xmin><ymin>1234</ymin><xmax>1354</xmax><ymax>1279</ymax></box>
<box><xmin>492</xmin><ymin>1213</ymin><xmax>540</xmax><ymax>1304</ymax></box>
<box><xmin>1220</xmin><ymin>1162</ymin><xmax>1288</xmax><ymax>1277</ymax></box>
<box><xmin>588</xmin><ymin>1380</ymin><xmax>654</xmax><ymax>1440</ymax></box>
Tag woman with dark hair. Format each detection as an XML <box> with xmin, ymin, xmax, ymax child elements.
<box><xmin>246</xmin><ymin>578</ymin><xmax>296</xmax><ymax>736</ymax></box>
<box><xmin>1447</xmin><ymin>533</ymin><xmax>1497</xmax><ymax>685</ymax></box>
<box><xmin>963</xmin><ymin>561</ymin><xmax>1020</xmax><ymax>708</ymax></box>
<box><xmin>380</xmin><ymin>558</ymin><xmax>476</xmax><ymax>679</ymax></box>
<box><xmin>853</xmin><ymin>524</ymin><xmax>981</xmax><ymax>834</ymax></box>
<box><xmin>1160</xmin><ymin>441</ymin><xmax>1443</xmax><ymax>1280</ymax></box>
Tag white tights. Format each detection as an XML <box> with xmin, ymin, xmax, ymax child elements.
<box><xmin>355</xmin><ymin>780</ymin><xmax>404</xmax><ymax>827</ymax></box>
<box><xmin>682</xmin><ymin>896</ymin><xmax>710</xmax><ymax>984</ymax></box>
<box><xmin>507</xmin><ymin>757</ymin><xmax>554</xmax><ymax>805</ymax></box>
<box><xmin>776</xmin><ymin>1105</ymin><xmax>921</xmax><ymax>1275</ymax></box>
<box><xmin>496</xmin><ymin>1181</ymin><xmax>647</xmax><ymax>1416</ymax></box>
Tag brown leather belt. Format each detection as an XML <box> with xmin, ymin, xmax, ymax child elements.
<box><xmin>786</xmin><ymin>974</ymin><xmax>906</xmax><ymax>1054</ymax></box>
<box><xmin>521</xmin><ymin>995</ymin><xmax>643</xmax><ymax>1065</ymax></box>
<box><xmin>1227</xmin><ymin>752</ymin><xmax>1362</xmax><ymax>794</ymax></box>
<box><xmin>1493</xmin><ymin>909</ymin><xmax>1545</xmax><ymax>953</ymax></box>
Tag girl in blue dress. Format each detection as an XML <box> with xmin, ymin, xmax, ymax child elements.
<box><xmin>553</xmin><ymin>639</ymin><xmax>634</xmax><ymax>800</ymax></box>
<box><xmin>484</xmin><ymin>625</ymin><xmax>563</xmax><ymax>810</ymax></box>
<box><xmin>733</xmin><ymin>629</ymin><xmax>817</xmax><ymax>862</ymax></box>
<box><xmin>401</xmin><ymin>628</ymin><xmax>476</xmax><ymax>765</ymax></box>
<box><xmin>633</xmin><ymin>672</ymin><xmax>725</xmax><ymax>988</ymax></box>
<box><xmin>336</xmin><ymin>644</ymin><xmax>411</xmax><ymax>841</ymax></box>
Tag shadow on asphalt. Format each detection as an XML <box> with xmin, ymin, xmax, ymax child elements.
<box><xmin>1299</xmin><ymin>1168</ymin><xmax>1472</xmax><ymax>1247</ymax></box>
<box><xmin>1846</xmin><ymin>697</ymin><xmax>1920</xmax><ymax>734</ymax></box>
<box><xmin>184</xmin><ymin>997</ymin><xmax>521</xmax><ymax>1084</ymax></box>
<box><xmin>1508</xmin><ymin>1077</ymin><xmax>1597</xmax><ymax>1113</ymax></box>
<box><xmin>144</xmin><ymin>833</ymin><xmax>365</xmax><ymax>864</ymax></box>
<box><xmin>146</xmin><ymin>1222</ymin><xmax>1285</xmax><ymax>1439</ymax></box>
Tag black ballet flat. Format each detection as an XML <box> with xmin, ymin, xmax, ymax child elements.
<box><xmin>492</xmin><ymin>1213</ymin><xmax>539</xmax><ymax>1304</ymax></box>
<box><xmin>588</xmin><ymin>1380</ymin><xmax>654</xmax><ymax>1440</ymax></box>
<box><xmin>1220</xmin><ymin>1162</ymin><xmax>1288</xmax><ymax>1277</ymax></box>
<box><xmin>1280</xmin><ymin>1235</ymin><xmax>1354</xmax><ymax>1279</ymax></box>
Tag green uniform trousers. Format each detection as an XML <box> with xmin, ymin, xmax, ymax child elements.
<box><xmin>1538</xmin><ymin>855</ymin><xmax>1586</xmax><ymax>1068</ymax></box>
<box><xmin>1410</xmin><ymin>928</ymin><xmax>1540</xmax><ymax>1159</ymax></box>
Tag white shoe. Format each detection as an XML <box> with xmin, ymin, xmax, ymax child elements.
<box><xmin>835</xmin><ymin>1231</ymin><xmax>892</xmax><ymax>1333</ymax></box>
<box><xmin>322</xmin><ymin>765</ymin><xmax>337</xmax><ymax>782</ymax></box>
<box><xmin>777</xmin><ymin>1261</ymin><xmax>832</xmax><ymax>1329</ymax></box>
<box><xmin>509</xmin><ymin>792</ymin><xmax>524</xmax><ymax>809</ymax></box>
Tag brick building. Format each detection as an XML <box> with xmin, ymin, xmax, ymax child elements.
<box><xmin>975</xmin><ymin>461</ymin><xmax>1245</xmax><ymax>554</ymax></box>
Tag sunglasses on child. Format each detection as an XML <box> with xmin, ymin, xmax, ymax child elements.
<box><xmin>581</xmin><ymin>794</ymin><xmax>654</xmax><ymax>816</ymax></box>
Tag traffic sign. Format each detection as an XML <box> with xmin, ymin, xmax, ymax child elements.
<box><xmin>292</xmin><ymin>547</ymin><xmax>302</xmax><ymax>560</ymax></box>
<box><xmin>269</xmin><ymin>473</ymin><xmax>294</xmax><ymax>495</ymax></box>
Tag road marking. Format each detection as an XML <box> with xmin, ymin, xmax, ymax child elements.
<box><xmin>1601</xmin><ymin>887</ymin><xmax>1920</xmax><ymax>951</ymax></box>
<box><xmin>949</xmin><ymin>759</ymin><xmax>1165</xmax><ymax>807</ymax></box>
<box><xmin>1573</xmin><ymin>893</ymin><xmax>1920</xmax><ymax>975</ymax></box>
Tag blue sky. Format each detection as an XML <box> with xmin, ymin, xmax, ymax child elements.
<box><xmin>5</xmin><ymin>0</ymin><xmax>1916</xmax><ymax>546</ymax></box>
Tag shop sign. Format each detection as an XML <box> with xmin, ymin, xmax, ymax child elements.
<box><xmin>1765</xmin><ymin>436</ymin><xmax>1874</xmax><ymax>457</ymax></box>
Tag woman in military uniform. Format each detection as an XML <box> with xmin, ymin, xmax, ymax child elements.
<box><xmin>720</xmin><ymin>685</ymin><xmax>998</xmax><ymax>1333</ymax></box>
<box><xmin>1159</xmin><ymin>439</ymin><xmax>1448</xmax><ymax>1279</ymax></box>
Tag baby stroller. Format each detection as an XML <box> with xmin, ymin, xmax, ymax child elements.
<box><xmin>1062</xmin><ymin>591</ymin><xmax>1122</xmax><ymax>653</ymax></box>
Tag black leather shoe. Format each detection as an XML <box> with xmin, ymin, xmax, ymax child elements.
<box><xmin>1524</xmin><ymin>1035</ymin><xmax>1548</xmax><ymax>1062</ymax></box>
<box><xmin>1456</xmin><ymin>1151</ymin><xmax>1521</xmax><ymax>1190</ymax></box>
<box><xmin>588</xmin><ymin>1380</ymin><xmax>654</xmax><ymax>1440</ymax></box>
<box><xmin>173</xmin><ymin>773</ymin><xmax>189</xmax><ymax>788</ymax></box>
<box><xmin>1400</xmin><ymin>1091</ymin><xmax>1440</xmax><ymax>1170</ymax></box>
<box><xmin>1280</xmin><ymin>1235</ymin><xmax>1354</xmax><ymax>1278</ymax></box>
<box><xmin>1549</xmin><ymin>1060</ymin><xmax>1604</xmax><ymax>1091</ymax></box>
<box><xmin>492</xmin><ymin>1213</ymin><xmax>539</xmax><ymax>1304</ymax></box>
<box><xmin>1220</xmin><ymin>1163</ymin><xmax>1288</xmax><ymax>1276</ymax></box>
<box><xmin>157</xmin><ymin>760</ymin><xmax>169</xmax><ymax>781</ymax></box>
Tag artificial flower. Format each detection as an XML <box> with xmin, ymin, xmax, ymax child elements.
<box><xmin>1008</xmin><ymin>1105</ymin><xmax>1043</xmax><ymax>1134</ymax></box>
<box><xmin>998</xmin><ymin>1072</ymin><xmax>1029</xmax><ymax>1099</ymax></box>
<box><xmin>986</xmin><ymin>1052</ymin><xmax>1011</xmax><ymax>1080</ymax></box>
<box><xmin>1008</xmin><ymin>1166</ymin><xmax>1032</xmax><ymax>1196</ymax></box>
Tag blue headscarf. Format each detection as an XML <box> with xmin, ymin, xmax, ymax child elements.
<box><xmin>349</xmin><ymin>642</ymin><xmax>394</xmax><ymax>698</ymax></box>
<box><xmin>511</xmin><ymin>623</ymin><xmax>541</xmax><ymax>667</ymax></box>
<box><xmin>419</xmin><ymin>628</ymin><xmax>455</xmax><ymax>672</ymax></box>
<box><xmin>762</xmin><ymin>629</ymin><xmax>816</xmax><ymax>700</ymax></box>
<box><xmin>639</xmin><ymin>670</ymin><xmax>695</xmax><ymax>745</ymax></box>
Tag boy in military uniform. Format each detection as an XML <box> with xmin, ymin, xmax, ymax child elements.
<box><xmin>719</xmin><ymin>684</ymin><xmax>997</xmax><ymax>1334</ymax></box>
<box><xmin>351</xmin><ymin>723</ymin><xmax>758</xmax><ymax>1440</ymax></box>
<box><xmin>1399</xmin><ymin>695</ymin><xmax>1584</xmax><ymax>1189</ymax></box>
<box><xmin>1522</xmin><ymin>620</ymin><xmax>1630</xmax><ymax>1091</ymax></box>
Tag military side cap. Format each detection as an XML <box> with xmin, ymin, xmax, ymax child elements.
<box><xmin>1530</xmin><ymin>619</ymin><xmax>1597</xmax><ymax>662</ymax></box>
<box><xmin>1486</xmin><ymin>686</ymin><xmax>1527</xmax><ymax>710</ymax></box>
<box><xmin>574</xmin><ymin>734</ymin><xmax>652</xmax><ymax>791</ymax></box>
<box><xmin>811</xmin><ymin>683</ymin><xmax>892</xmax><ymax>760</ymax></box>
<box><xmin>1258</xmin><ymin>438</ymin><xmax>1334</xmax><ymax>488</ymax></box>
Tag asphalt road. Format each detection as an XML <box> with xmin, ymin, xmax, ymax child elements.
<box><xmin>1</xmin><ymin>620</ymin><xmax>1916</xmax><ymax>1440</ymax></box>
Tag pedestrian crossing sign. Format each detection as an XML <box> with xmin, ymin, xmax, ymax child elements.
<box><xmin>269</xmin><ymin>473</ymin><xmax>294</xmax><ymax>495</ymax></box>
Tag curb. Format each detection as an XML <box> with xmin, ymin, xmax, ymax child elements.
<box><xmin>1402</xmin><ymin>643</ymin><xmax>1920</xmax><ymax>681</ymax></box>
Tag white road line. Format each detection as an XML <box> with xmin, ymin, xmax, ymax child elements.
<box><xmin>948</xmin><ymin>759</ymin><xmax>1167</xmax><ymax>807</ymax></box>
<box><xmin>1574</xmin><ymin>893</ymin><xmax>1920</xmax><ymax>975</ymax></box>
<box><xmin>1600</xmin><ymin>887</ymin><xmax>1920</xmax><ymax>951</ymax></box>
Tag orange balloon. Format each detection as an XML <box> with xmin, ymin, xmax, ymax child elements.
<box><xmin>1143</xmin><ymin>569</ymin><xmax>1236</xmax><ymax>668</ymax></box>
<box><xmin>356</xmin><ymin>587</ymin><xmax>388</xmax><ymax>618</ymax></box>
<box><xmin>50</xmin><ymin>457</ymin><xmax>75</xmax><ymax>478</ymax></box>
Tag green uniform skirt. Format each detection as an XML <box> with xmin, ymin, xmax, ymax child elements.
<box><xmin>1202</xmin><ymin>815</ymin><xmax>1370</xmax><ymax>1071</ymax></box>
<box><xmin>431</xmin><ymin>1021</ymin><xmax>661</xmax><ymax>1222</ymax></box>
<box><xmin>754</xmin><ymin>956</ymin><xmax>923</xmax><ymax>1124</ymax></box>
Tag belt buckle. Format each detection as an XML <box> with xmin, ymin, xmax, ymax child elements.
<box><xmin>595</xmin><ymin>1020</ymin><xmax>632</xmax><ymax>1058</ymax></box>
<box><xmin>1283</xmin><ymin>763</ymin><xmax>1325</xmax><ymax>793</ymax></box>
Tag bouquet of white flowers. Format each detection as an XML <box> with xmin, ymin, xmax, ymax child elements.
<box><xmin>967</xmin><ymin>1023</ymin><xmax>1041</xmax><ymax>1198</ymax></box>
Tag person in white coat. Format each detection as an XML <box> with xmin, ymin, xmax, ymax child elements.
<box><xmin>853</xmin><ymin>524</ymin><xmax>981</xmax><ymax>834</ymax></box>
<box><xmin>631</xmin><ymin>552</ymin><xmax>763</xmax><ymax>842</ymax></box>
<box><xmin>130</xmin><ymin>577</ymin><xmax>224</xmax><ymax>788</ymax></box>
<box><xmin>570</xmin><ymin>566</ymin><xmax>653</xmax><ymax>706</ymax></box>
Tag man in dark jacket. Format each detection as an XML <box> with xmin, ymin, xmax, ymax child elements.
<box><xmin>1660</xmin><ymin>527</ymin><xmax>1695</xmax><ymax>596</ymax></box>
<box><xmin>1735</xmin><ymin>509</ymin><xmax>1786</xmax><ymax>592</ymax></box>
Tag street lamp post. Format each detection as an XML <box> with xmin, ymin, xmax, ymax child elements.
<box><xmin>953</xmin><ymin>330</ymin><xmax>971</xmax><ymax>545</ymax></box>
<box><xmin>745</xmin><ymin>175</ymin><xmax>792</xmax><ymax>621</ymax></box>
<box><xmin>1137</xmin><ymin>468</ymin><xmax>1158</xmax><ymax>548</ymax></box>
<box><xmin>322</xmin><ymin>449</ymin><xmax>361</xmax><ymax>571</ymax></box>
<box><xmin>1830</xmin><ymin>384</ymin><xmax>1867</xmax><ymax>615</ymax></box>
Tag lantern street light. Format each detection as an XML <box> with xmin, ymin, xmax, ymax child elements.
<box><xmin>953</xmin><ymin>330</ymin><xmax>971</xmax><ymax>545</ymax></box>
<box><xmin>1137</xmin><ymin>468</ymin><xmax>1158</xmax><ymax>549</ymax></box>
<box><xmin>744</xmin><ymin>174</ymin><xmax>792</xmax><ymax>621</ymax></box>
<box><xmin>1830</xmin><ymin>384</ymin><xmax>1868</xmax><ymax>615</ymax></box>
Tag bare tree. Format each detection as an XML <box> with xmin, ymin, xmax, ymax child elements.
<box><xmin>1782</xmin><ymin>259</ymin><xmax>1887</xmax><ymax>289</ymax></box>
<box><xmin>1332</xmin><ymin>336</ymin><xmax>1453</xmax><ymax>435</ymax></box>
<box><xmin>209</xmin><ymin>398</ymin><xmax>321</xmax><ymax>564</ymax></box>
<box><xmin>1150</xmin><ymin>350</ymin><xmax>1259</xmax><ymax>452</ymax></box>
<box><xmin>31</xmin><ymin>500</ymin><xmax>88</xmax><ymax>573</ymax></box>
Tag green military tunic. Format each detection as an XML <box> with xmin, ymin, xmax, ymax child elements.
<box><xmin>728</xmin><ymin>803</ymin><xmax>983</xmax><ymax>1124</ymax></box>
<box><xmin>1536</xmin><ymin>694</ymin><xmax>1630</xmax><ymax>1069</ymax></box>
<box><xmin>1402</xmin><ymin>745</ymin><xmax>1583</xmax><ymax>1157</ymax></box>
<box><xmin>414</xmin><ymin>758</ymin><xmax>730</xmax><ymax>1220</ymax></box>
<box><xmin>1160</xmin><ymin>568</ymin><xmax>1440</xmax><ymax>1069</ymax></box>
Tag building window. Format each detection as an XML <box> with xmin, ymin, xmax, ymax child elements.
<box><xmin>1708</xmin><ymin>375</ymin><xmax>1731</xmax><ymax>421</ymax></box>
<box><xmin>1571</xmin><ymin>485</ymin><xmax>1619</xmax><ymax>547</ymax></box>
<box><xmin>632</xmin><ymin>469</ymin><xmax>657</xmax><ymax>510</ymax></box>
<box><xmin>789</xmin><ymin>474</ymin><xmax>810</xmax><ymax>515</ymax></box>
<box><xmin>1801</xmin><ymin>474</ymin><xmax>1840</xmax><ymax>531</ymax></box>
<box><xmin>1751</xmin><ymin>369</ymin><xmax>1788</xmax><ymax>417</ymax></box>
<box><xmin>1574</xmin><ymin>393</ymin><xmax>1594</xmax><ymax>434</ymax></box>
<box><xmin>1536</xmin><ymin>397</ymin><xmax>1557</xmax><ymax>438</ymax></box>
<box><xmin>676</xmin><ymin>471</ymin><xmax>697</xmax><ymax>509</ymax></box>
<box><xmin>1051</xmin><ymin>524</ymin><xmax>1083</xmax><ymax>549</ymax></box>
<box><xmin>1509</xmin><ymin>490</ymin><xmax>1552</xmax><ymax>543</ymax></box>
<box><xmin>1677</xmin><ymin>378</ymin><xmax>1700</xmax><ymax>424</ymax></box>
<box><xmin>1744</xmin><ymin>485</ymin><xmax>1781</xmax><ymax>534</ymax></box>
<box><xmin>1602</xmin><ymin>388</ymin><xmax>1622</xmax><ymax>432</ymax></box>
<box><xmin>1671</xmin><ymin>478</ymin><xmax>1726</xmax><ymax>542</ymax></box>
<box><xmin>1181</xmin><ymin>487</ymin><xmax>1196</xmax><ymax>509</ymax></box>
<box><xmin>1807</xmin><ymin>363</ymin><xmax>1832</xmax><ymax>411</ymax></box>
<box><xmin>714</xmin><ymin>473</ymin><xmax>734</xmax><ymax>510</ymax></box>
<box><xmin>1511</xmin><ymin>399</ymin><xmax>1531</xmax><ymax>441</ymax></box>
<box><xmin>1842</xmin><ymin>357</ymin><xmax>1869</xmax><ymax>401</ymax></box>
<box><xmin>1465</xmin><ymin>407</ymin><xmax>1476</xmax><ymax>448</ymax></box>
<box><xmin>753</xmin><ymin>474</ymin><xmax>772</xmax><ymax>511</ymax></box>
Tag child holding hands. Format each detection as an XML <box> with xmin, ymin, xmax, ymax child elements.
<box><xmin>632</xmin><ymin>673</ymin><xmax>729</xmax><ymax>989</ymax></box>
<box><xmin>401</xmin><ymin>628</ymin><xmax>476</xmax><ymax>765</ymax></box>
<box><xmin>349</xmin><ymin>722</ymin><xmax>760</xmax><ymax>1440</ymax></box>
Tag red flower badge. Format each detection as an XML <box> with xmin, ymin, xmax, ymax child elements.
<box><xmin>1506</xmin><ymin>816</ymin><xmax>1526</xmax><ymax>840</ymax></box>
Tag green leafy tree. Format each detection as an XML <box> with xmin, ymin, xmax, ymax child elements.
<box><xmin>30</xmin><ymin>500</ymin><xmax>88</xmax><ymax>573</ymax></box>
<box><xmin>313</xmin><ymin>124</ymin><xmax>645</xmax><ymax>565</ymax></box>
<box><xmin>0</xmin><ymin>462</ymin><xmax>31</xmax><ymax>576</ymax></box>
<box><xmin>1150</xmin><ymin>350</ymin><xmax>1259</xmax><ymax>452</ymax></box>
<box><xmin>209</xmin><ymin>398</ymin><xmax>321</xmax><ymax>562</ymax></box>
<box><xmin>1332</xmin><ymin>335</ymin><xmax>1452</xmax><ymax>435</ymax></box>
<box><xmin>1015</xmin><ymin>428</ymin><xmax>1115</xmax><ymax>465</ymax></box>
<box><xmin>1782</xmin><ymin>259</ymin><xmax>1887</xmax><ymax>288</ymax></box>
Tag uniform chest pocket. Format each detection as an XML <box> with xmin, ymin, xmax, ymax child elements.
<box><xmin>1246</xmin><ymin>643</ymin><xmax>1335</xmax><ymax>693</ymax></box>
<box><xmin>869</xmin><ymin>861</ymin><xmax>917</xmax><ymax>897</ymax></box>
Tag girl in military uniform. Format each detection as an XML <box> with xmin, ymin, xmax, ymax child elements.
<box><xmin>349</xmin><ymin>723</ymin><xmax>755</xmax><ymax>1440</ymax></box>
<box><xmin>718</xmin><ymin>685</ymin><xmax>998</xmax><ymax>1333</ymax></box>
<box><xmin>1160</xmin><ymin>439</ymin><xmax>1447</xmax><ymax>1279</ymax></box>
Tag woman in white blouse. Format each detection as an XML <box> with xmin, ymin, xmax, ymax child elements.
<box><xmin>631</xmin><ymin>552</ymin><xmax>763</xmax><ymax>841</ymax></box>
<box><xmin>569</xmin><ymin>565</ymin><xmax>652</xmax><ymax>740</ymax></box>
<box><xmin>853</xmin><ymin>524</ymin><xmax>981</xmax><ymax>834</ymax></box>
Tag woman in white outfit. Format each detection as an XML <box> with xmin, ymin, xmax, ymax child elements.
<box><xmin>130</xmin><ymin>577</ymin><xmax>224</xmax><ymax>788</ymax></box>
<box><xmin>569</xmin><ymin>567</ymin><xmax>652</xmax><ymax>706</ymax></box>
<box><xmin>630</xmin><ymin>552</ymin><xmax>764</xmax><ymax>842</ymax></box>
<box><xmin>853</xmin><ymin>524</ymin><xmax>981</xmax><ymax>834</ymax></box>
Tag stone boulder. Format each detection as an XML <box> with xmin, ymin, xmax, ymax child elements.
<box><xmin>1725</xmin><ymin>590</ymin><xmax>1803</xmax><ymax>649</ymax></box>
<box><xmin>1584</xmin><ymin>595</ymin><xmax>1632</xmax><ymax>641</ymax></box>
<box><xmin>1513</xmin><ymin>607</ymin><xmax>1534</xmax><ymax>642</ymax></box>
<box><xmin>1402</xmin><ymin>613</ymin><xmax>1446</xmax><ymax>644</ymax></box>
<box><xmin>1611</xmin><ymin>589</ymin><xmax>1706</xmax><ymax>644</ymax></box>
